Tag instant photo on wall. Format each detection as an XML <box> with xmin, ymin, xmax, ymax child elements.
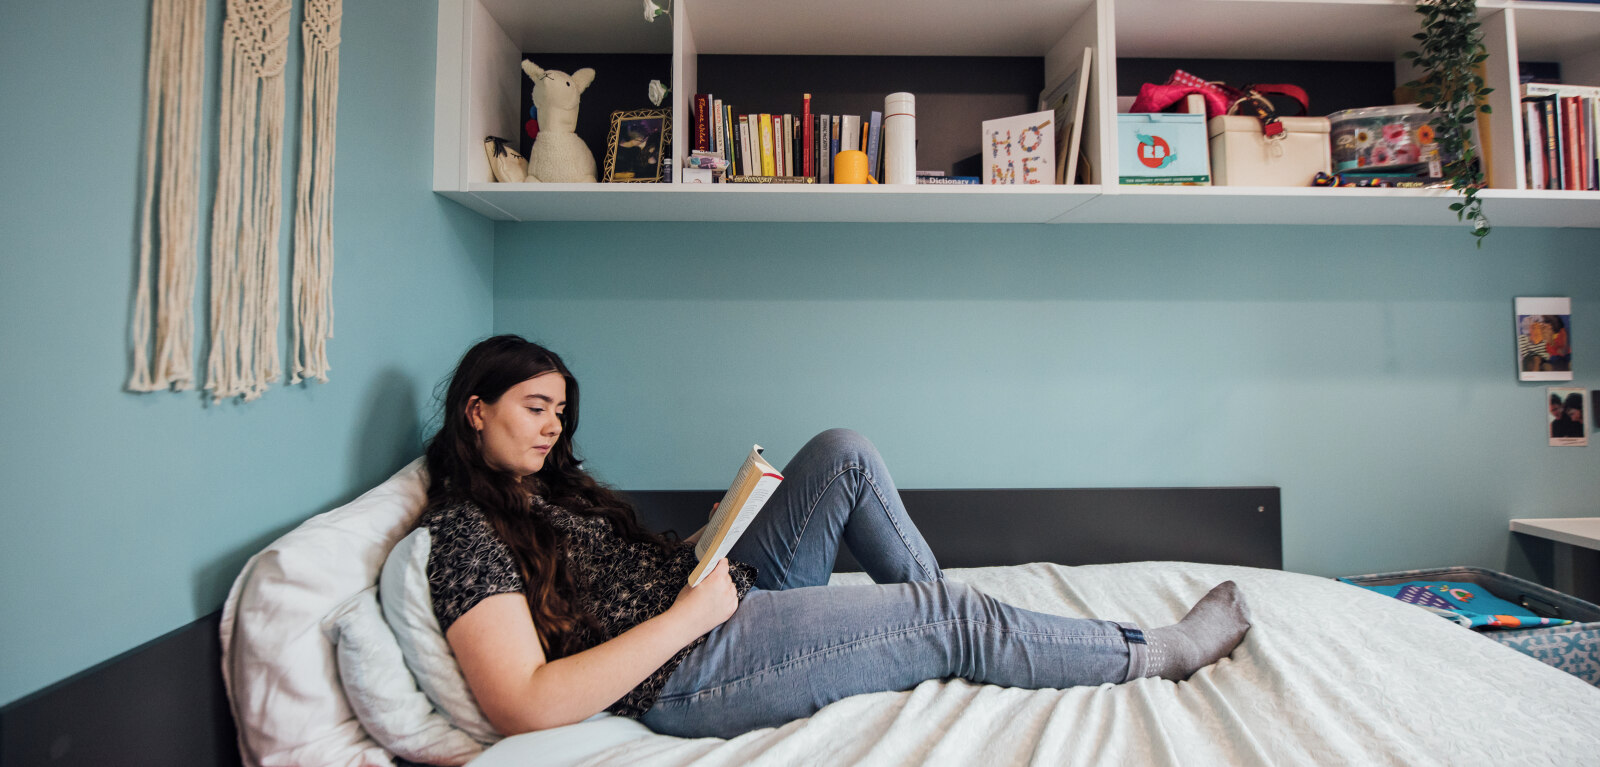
<box><xmin>1515</xmin><ymin>297</ymin><xmax>1572</xmax><ymax>382</ymax></box>
<box><xmin>1547</xmin><ymin>387</ymin><xmax>1588</xmax><ymax>447</ymax></box>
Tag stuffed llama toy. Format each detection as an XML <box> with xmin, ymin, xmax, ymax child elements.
<box><xmin>518</xmin><ymin>60</ymin><xmax>597</xmax><ymax>183</ymax></box>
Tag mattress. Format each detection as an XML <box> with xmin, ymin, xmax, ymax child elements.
<box><xmin>469</xmin><ymin>561</ymin><xmax>1600</xmax><ymax>766</ymax></box>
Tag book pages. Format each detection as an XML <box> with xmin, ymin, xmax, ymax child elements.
<box><xmin>689</xmin><ymin>445</ymin><xmax>783</xmax><ymax>586</ymax></box>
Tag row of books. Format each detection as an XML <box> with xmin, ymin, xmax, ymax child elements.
<box><xmin>1522</xmin><ymin>82</ymin><xmax>1599</xmax><ymax>191</ymax></box>
<box><xmin>694</xmin><ymin>93</ymin><xmax>897</xmax><ymax>184</ymax></box>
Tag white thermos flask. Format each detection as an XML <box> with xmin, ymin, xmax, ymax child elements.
<box><xmin>883</xmin><ymin>92</ymin><xmax>916</xmax><ymax>184</ymax></box>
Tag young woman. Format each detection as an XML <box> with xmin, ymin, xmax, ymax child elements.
<box><xmin>418</xmin><ymin>335</ymin><xmax>1250</xmax><ymax>740</ymax></box>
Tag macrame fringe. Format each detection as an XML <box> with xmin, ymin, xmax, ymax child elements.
<box><xmin>290</xmin><ymin>0</ymin><xmax>340</xmax><ymax>385</ymax></box>
<box><xmin>129</xmin><ymin>0</ymin><xmax>206</xmax><ymax>392</ymax></box>
<box><xmin>207</xmin><ymin>0</ymin><xmax>290</xmax><ymax>402</ymax></box>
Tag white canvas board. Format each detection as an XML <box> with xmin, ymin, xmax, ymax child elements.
<box><xmin>1039</xmin><ymin>47</ymin><xmax>1091</xmax><ymax>185</ymax></box>
<box><xmin>982</xmin><ymin>110</ymin><xmax>1056</xmax><ymax>185</ymax></box>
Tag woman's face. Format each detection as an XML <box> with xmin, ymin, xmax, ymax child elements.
<box><xmin>467</xmin><ymin>371</ymin><xmax>566</xmax><ymax>478</ymax></box>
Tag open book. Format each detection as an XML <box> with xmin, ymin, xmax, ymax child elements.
<box><xmin>687</xmin><ymin>445</ymin><xmax>784</xmax><ymax>587</ymax></box>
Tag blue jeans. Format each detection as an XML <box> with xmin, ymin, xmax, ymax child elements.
<box><xmin>639</xmin><ymin>429</ymin><xmax>1147</xmax><ymax>739</ymax></box>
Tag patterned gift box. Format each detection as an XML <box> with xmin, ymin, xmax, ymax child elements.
<box><xmin>1340</xmin><ymin>566</ymin><xmax>1600</xmax><ymax>686</ymax></box>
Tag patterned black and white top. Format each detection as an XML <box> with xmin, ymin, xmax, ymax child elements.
<box><xmin>417</xmin><ymin>496</ymin><xmax>757</xmax><ymax>718</ymax></box>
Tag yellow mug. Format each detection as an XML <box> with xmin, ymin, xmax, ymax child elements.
<box><xmin>834</xmin><ymin>150</ymin><xmax>878</xmax><ymax>184</ymax></box>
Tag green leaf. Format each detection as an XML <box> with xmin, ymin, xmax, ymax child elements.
<box><xmin>1450</xmin><ymin>202</ymin><xmax>1465</xmax><ymax>211</ymax></box>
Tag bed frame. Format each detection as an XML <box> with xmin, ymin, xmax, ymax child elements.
<box><xmin>0</xmin><ymin>486</ymin><xmax>1279</xmax><ymax>767</ymax></box>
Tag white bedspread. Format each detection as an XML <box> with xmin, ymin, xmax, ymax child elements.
<box><xmin>470</xmin><ymin>562</ymin><xmax>1600</xmax><ymax>766</ymax></box>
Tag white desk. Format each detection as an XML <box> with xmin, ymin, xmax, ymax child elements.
<box><xmin>1510</xmin><ymin>517</ymin><xmax>1600</xmax><ymax>603</ymax></box>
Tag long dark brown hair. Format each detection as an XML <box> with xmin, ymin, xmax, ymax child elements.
<box><xmin>423</xmin><ymin>335</ymin><xmax>676</xmax><ymax>657</ymax></box>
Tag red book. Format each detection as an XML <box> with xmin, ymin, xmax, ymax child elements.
<box><xmin>802</xmin><ymin>93</ymin><xmax>814</xmax><ymax>177</ymax></box>
<box><xmin>694</xmin><ymin>93</ymin><xmax>711</xmax><ymax>153</ymax></box>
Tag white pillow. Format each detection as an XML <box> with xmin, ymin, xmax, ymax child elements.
<box><xmin>322</xmin><ymin>588</ymin><xmax>484</xmax><ymax>766</ymax></box>
<box><xmin>220</xmin><ymin>459</ymin><xmax>427</xmax><ymax>767</ymax></box>
<box><xmin>380</xmin><ymin>528</ymin><xmax>502</xmax><ymax>743</ymax></box>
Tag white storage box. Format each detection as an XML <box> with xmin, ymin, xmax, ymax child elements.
<box><xmin>1207</xmin><ymin>115</ymin><xmax>1331</xmax><ymax>187</ymax></box>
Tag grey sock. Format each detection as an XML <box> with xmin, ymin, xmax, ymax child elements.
<box><xmin>1142</xmin><ymin>581</ymin><xmax>1251</xmax><ymax>681</ymax></box>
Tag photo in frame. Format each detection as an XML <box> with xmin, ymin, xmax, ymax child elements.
<box><xmin>603</xmin><ymin>109</ymin><xmax>671</xmax><ymax>182</ymax></box>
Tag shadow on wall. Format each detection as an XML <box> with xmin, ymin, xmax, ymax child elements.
<box><xmin>189</xmin><ymin>368</ymin><xmax>424</xmax><ymax>614</ymax></box>
<box><xmin>350</xmin><ymin>366</ymin><xmax>424</xmax><ymax>490</ymax></box>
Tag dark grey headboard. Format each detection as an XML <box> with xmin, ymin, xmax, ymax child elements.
<box><xmin>626</xmin><ymin>487</ymin><xmax>1282</xmax><ymax>571</ymax></box>
<box><xmin>0</xmin><ymin>486</ymin><xmax>1279</xmax><ymax>767</ymax></box>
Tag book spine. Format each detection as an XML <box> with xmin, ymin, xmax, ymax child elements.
<box><xmin>1524</xmin><ymin>100</ymin><xmax>1545</xmax><ymax>190</ymax></box>
<box><xmin>742</xmin><ymin>114</ymin><xmax>755</xmax><ymax>177</ymax></box>
<box><xmin>1522</xmin><ymin>82</ymin><xmax>1600</xmax><ymax>99</ymax></box>
<box><xmin>1543</xmin><ymin>97</ymin><xmax>1562</xmax><ymax>190</ymax></box>
<box><xmin>726</xmin><ymin>113</ymin><xmax>739</xmax><ymax>177</ymax></box>
<box><xmin>759</xmin><ymin>114</ymin><xmax>776</xmax><ymax>176</ymax></box>
<box><xmin>841</xmin><ymin>114</ymin><xmax>859</xmax><ymax>158</ymax></box>
<box><xmin>802</xmin><ymin>94</ymin><xmax>814</xmax><ymax>178</ymax></box>
<box><xmin>915</xmin><ymin>176</ymin><xmax>981</xmax><ymax>185</ymax></box>
<box><xmin>830</xmin><ymin>115</ymin><xmax>841</xmax><ymax>182</ymax></box>
<box><xmin>724</xmin><ymin>175</ymin><xmax>818</xmax><ymax>184</ymax></box>
<box><xmin>772</xmin><ymin>114</ymin><xmax>785</xmax><ymax>177</ymax></box>
<box><xmin>780</xmin><ymin>114</ymin><xmax>792</xmax><ymax>176</ymax></box>
<box><xmin>791</xmin><ymin>114</ymin><xmax>801</xmax><ymax>177</ymax></box>
<box><xmin>1591</xmin><ymin>96</ymin><xmax>1599</xmax><ymax>190</ymax></box>
<box><xmin>866</xmin><ymin>110</ymin><xmax>883</xmax><ymax>181</ymax></box>
<box><xmin>1585</xmin><ymin>95</ymin><xmax>1597</xmax><ymax>190</ymax></box>
<box><xmin>819</xmin><ymin>114</ymin><xmax>831</xmax><ymax>183</ymax></box>
<box><xmin>746</xmin><ymin>115</ymin><xmax>759</xmax><ymax>177</ymax></box>
<box><xmin>729</xmin><ymin>104</ymin><xmax>739</xmax><ymax>175</ymax></box>
<box><xmin>1563</xmin><ymin>96</ymin><xmax>1580</xmax><ymax>191</ymax></box>
<box><xmin>694</xmin><ymin>93</ymin><xmax>711</xmax><ymax>153</ymax></box>
<box><xmin>711</xmin><ymin>98</ymin><xmax>724</xmax><ymax>158</ymax></box>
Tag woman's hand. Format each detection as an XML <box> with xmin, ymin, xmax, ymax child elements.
<box><xmin>671</xmin><ymin>558</ymin><xmax>738</xmax><ymax>636</ymax></box>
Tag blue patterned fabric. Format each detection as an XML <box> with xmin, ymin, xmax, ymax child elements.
<box><xmin>1340</xmin><ymin>567</ymin><xmax>1600</xmax><ymax>688</ymax></box>
<box><xmin>1348</xmin><ymin>580</ymin><xmax>1574</xmax><ymax>629</ymax></box>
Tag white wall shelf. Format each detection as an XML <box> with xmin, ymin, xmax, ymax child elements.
<box><xmin>435</xmin><ymin>0</ymin><xmax>1600</xmax><ymax>228</ymax></box>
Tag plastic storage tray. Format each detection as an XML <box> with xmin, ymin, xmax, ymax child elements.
<box><xmin>1326</xmin><ymin>103</ymin><xmax>1440</xmax><ymax>172</ymax></box>
<box><xmin>1340</xmin><ymin>566</ymin><xmax>1600</xmax><ymax>686</ymax></box>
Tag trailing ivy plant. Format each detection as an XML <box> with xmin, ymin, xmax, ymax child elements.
<box><xmin>1405</xmin><ymin>0</ymin><xmax>1494</xmax><ymax>246</ymax></box>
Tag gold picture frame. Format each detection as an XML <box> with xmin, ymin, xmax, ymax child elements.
<box><xmin>602</xmin><ymin>109</ymin><xmax>671</xmax><ymax>183</ymax></box>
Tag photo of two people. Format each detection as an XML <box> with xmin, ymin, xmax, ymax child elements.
<box><xmin>1515</xmin><ymin>297</ymin><xmax>1573</xmax><ymax>382</ymax></box>
<box><xmin>1547</xmin><ymin>387</ymin><xmax>1588</xmax><ymax>447</ymax></box>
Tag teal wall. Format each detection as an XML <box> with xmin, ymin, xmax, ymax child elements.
<box><xmin>3</xmin><ymin>0</ymin><xmax>1596</xmax><ymax>712</ymax></box>
<box><xmin>0</xmin><ymin>1</ymin><xmax>493</xmax><ymax>704</ymax></box>
<box><xmin>494</xmin><ymin>222</ymin><xmax>1599</xmax><ymax>580</ymax></box>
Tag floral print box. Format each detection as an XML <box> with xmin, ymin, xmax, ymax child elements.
<box><xmin>1340</xmin><ymin>566</ymin><xmax>1600</xmax><ymax>686</ymax></box>
<box><xmin>1327</xmin><ymin>104</ymin><xmax>1446</xmax><ymax>173</ymax></box>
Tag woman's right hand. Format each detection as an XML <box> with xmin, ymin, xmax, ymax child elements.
<box><xmin>671</xmin><ymin>558</ymin><xmax>738</xmax><ymax>636</ymax></box>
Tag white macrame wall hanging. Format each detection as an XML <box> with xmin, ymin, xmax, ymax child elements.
<box><xmin>131</xmin><ymin>0</ymin><xmax>340</xmax><ymax>402</ymax></box>
<box><xmin>128</xmin><ymin>0</ymin><xmax>208</xmax><ymax>392</ymax></box>
<box><xmin>207</xmin><ymin>0</ymin><xmax>291</xmax><ymax>402</ymax></box>
<box><xmin>290</xmin><ymin>0</ymin><xmax>340</xmax><ymax>385</ymax></box>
